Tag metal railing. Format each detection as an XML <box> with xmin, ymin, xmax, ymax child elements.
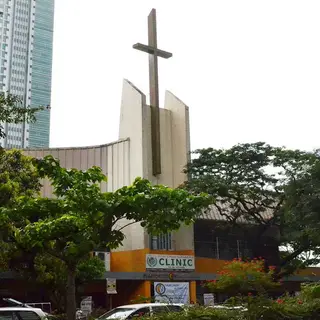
<box><xmin>26</xmin><ymin>302</ymin><xmax>52</xmax><ymax>314</ymax></box>
<box><xmin>2</xmin><ymin>298</ymin><xmax>52</xmax><ymax>314</ymax></box>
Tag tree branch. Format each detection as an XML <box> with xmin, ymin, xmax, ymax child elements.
<box><xmin>115</xmin><ymin>220</ymin><xmax>138</xmax><ymax>232</ymax></box>
<box><xmin>280</xmin><ymin>245</ymin><xmax>311</xmax><ymax>268</ymax></box>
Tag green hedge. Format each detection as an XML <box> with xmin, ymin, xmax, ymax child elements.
<box><xmin>49</xmin><ymin>303</ymin><xmax>320</xmax><ymax>320</ymax></box>
<box><xmin>48</xmin><ymin>284</ymin><xmax>320</xmax><ymax>320</ymax></box>
<box><xmin>144</xmin><ymin>307</ymin><xmax>243</xmax><ymax>320</ymax></box>
<box><xmin>142</xmin><ymin>304</ymin><xmax>320</xmax><ymax>320</ymax></box>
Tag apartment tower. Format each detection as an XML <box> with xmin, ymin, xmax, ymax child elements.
<box><xmin>0</xmin><ymin>0</ymin><xmax>54</xmax><ymax>148</ymax></box>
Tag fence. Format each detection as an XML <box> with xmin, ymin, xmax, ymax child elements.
<box><xmin>26</xmin><ymin>302</ymin><xmax>52</xmax><ymax>314</ymax></box>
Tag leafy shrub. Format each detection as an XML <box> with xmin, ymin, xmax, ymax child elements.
<box><xmin>47</xmin><ymin>314</ymin><xmax>67</xmax><ymax>320</ymax></box>
<box><xmin>140</xmin><ymin>301</ymin><xmax>320</xmax><ymax>320</ymax></box>
<box><xmin>246</xmin><ymin>295</ymin><xmax>320</xmax><ymax>319</ymax></box>
<box><xmin>142</xmin><ymin>306</ymin><xmax>244</xmax><ymax>320</ymax></box>
<box><xmin>300</xmin><ymin>282</ymin><xmax>320</xmax><ymax>300</ymax></box>
<box><xmin>204</xmin><ymin>258</ymin><xmax>279</xmax><ymax>295</ymax></box>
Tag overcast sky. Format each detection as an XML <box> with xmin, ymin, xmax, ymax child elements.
<box><xmin>50</xmin><ymin>0</ymin><xmax>320</xmax><ymax>152</ymax></box>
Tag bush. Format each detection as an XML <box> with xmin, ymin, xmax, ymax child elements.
<box><xmin>140</xmin><ymin>302</ymin><xmax>320</xmax><ymax>320</ymax></box>
<box><xmin>204</xmin><ymin>258</ymin><xmax>279</xmax><ymax>296</ymax></box>
<box><xmin>47</xmin><ymin>314</ymin><xmax>67</xmax><ymax>320</ymax></box>
<box><xmin>139</xmin><ymin>283</ymin><xmax>320</xmax><ymax>320</ymax></box>
<box><xmin>143</xmin><ymin>307</ymin><xmax>244</xmax><ymax>320</ymax></box>
<box><xmin>199</xmin><ymin>258</ymin><xmax>320</xmax><ymax>319</ymax></box>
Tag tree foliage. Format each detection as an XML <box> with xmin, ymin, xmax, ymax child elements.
<box><xmin>0</xmin><ymin>149</ymin><xmax>40</xmax><ymax>271</ymax></box>
<box><xmin>0</xmin><ymin>148</ymin><xmax>40</xmax><ymax>207</ymax></box>
<box><xmin>281</xmin><ymin>161</ymin><xmax>320</xmax><ymax>273</ymax></box>
<box><xmin>0</xmin><ymin>92</ymin><xmax>44</xmax><ymax>139</ymax></box>
<box><xmin>0</xmin><ymin>150</ymin><xmax>105</xmax><ymax>312</ymax></box>
<box><xmin>183</xmin><ymin>142</ymin><xmax>320</xmax><ymax>275</ymax></box>
<box><xmin>204</xmin><ymin>258</ymin><xmax>279</xmax><ymax>295</ymax></box>
<box><xmin>2</xmin><ymin>155</ymin><xmax>212</xmax><ymax>320</ymax></box>
<box><xmin>33</xmin><ymin>254</ymin><xmax>105</xmax><ymax>313</ymax></box>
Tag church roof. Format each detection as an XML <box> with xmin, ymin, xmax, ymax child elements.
<box><xmin>198</xmin><ymin>204</ymin><xmax>274</xmax><ymax>224</ymax></box>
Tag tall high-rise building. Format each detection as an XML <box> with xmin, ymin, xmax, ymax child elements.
<box><xmin>0</xmin><ymin>0</ymin><xmax>54</xmax><ymax>149</ymax></box>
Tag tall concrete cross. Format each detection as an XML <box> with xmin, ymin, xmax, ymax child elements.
<box><xmin>133</xmin><ymin>8</ymin><xmax>172</xmax><ymax>176</ymax></box>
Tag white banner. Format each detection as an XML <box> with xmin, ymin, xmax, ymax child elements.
<box><xmin>80</xmin><ymin>296</ymin><xmax>92</xmax><ymax>316</ymax></box>
<box><xmin>154</xmin><ymin>282</ymin><xmax>190</xmax><ymax>304</ymax></box>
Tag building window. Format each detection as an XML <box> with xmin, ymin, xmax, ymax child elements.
<box><xmin>194</xmin><ymin>236</ymin><xmax>253</xmax><ymax>260</ymax></box>
<box><xmin>150</xmin><ymin>233</ymin><xmax>172</xmax><ymax>250</ymax></box>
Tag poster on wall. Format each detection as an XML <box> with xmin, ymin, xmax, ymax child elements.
<box><xmin>154</xmin><ymin>282</ymin><xmax>190</xmax><ymax>304</ymax></box>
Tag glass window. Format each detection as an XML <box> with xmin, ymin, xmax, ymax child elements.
<box><xmin>97</xmin><ymin>252</ymin><xmax>105</xmax><ymax>260</ymax></box>
<box><xmin>151</xmin><ymin>306</ymin><xmax>169</xmax><ymax>314</ymax></box>
<box><xmin>99</xmin><ymin>308</ymin><xmax>135</xmax><ymax>320</ymax></box>
<box><xmin>0</xmin><ymin>311</ymin><xmax>13</xmax><ymax>320</ymax></box>
<box><xmin>151</xmin><ymin>233</ymin><xmax>172</xmax><ymax>250</ymax></box>
<box><xmin>167</xmin><ymin>306</ymin><xmax>183</xmax><ymax>313</ymax></box>
<box><xmin>15</xmin><ymin>311</ymin><xmax>41</xmax><ymax>320</ymax></box>
<box><xmin>128</xmin><ymin>308</ymin><xmax>150</xmax><ymax>318</ymax></box>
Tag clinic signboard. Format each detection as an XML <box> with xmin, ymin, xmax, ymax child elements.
<box><xmin>146</xmin><ymin>254</ymin><xmax>195</xmax><ymax>271</ymax></box>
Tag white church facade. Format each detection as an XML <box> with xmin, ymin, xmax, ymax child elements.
<box><xmin>23</xmin><ymin>79</ymin><xmax>204</xmax><ymax>306</ymax></box>
<box><xmin>24</xmin><ymin>79</ymin><xmax>194</xmax><ymax>253</ymax></box>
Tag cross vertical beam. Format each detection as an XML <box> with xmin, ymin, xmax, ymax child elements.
<box><xmin>148</xmin><ymin>9</ymin><xmax>161</xmax><ymax>176</ymax></box>
<box><xmin>133</xmin><ymin>9</ymin><xmax>172</xmax><ymax>176</ymax></box>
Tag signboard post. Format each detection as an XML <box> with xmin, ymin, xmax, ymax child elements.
<box><xmin>106</xmin><ymin>278</ymin><xmax>117</xmax><ymax>294</ymax></box>
<box><xmin>106</xmin><ymin>278</ymin><xmax>117</xmax><ymax>310</ymax></box>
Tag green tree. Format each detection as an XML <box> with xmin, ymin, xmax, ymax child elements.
<box><xmin>183</xmin><ymin>142</ymin><xmax>320</xmax><ymax>277</ymax></box>
<box><xmin>0</xmin><ymin>91</ymin><xmax>46</xmax><ymax>276</ymax></box>
<box><xmin>0</xmin><ymin>149</ymin><xmax>104</xmax><ymax>312</ymax></box>
<box><xmin>282</xmin><ymin>160</ymin><xmax>320</xmax><ymax>273</ymax></box>
<box><xmin>4</xmin><ymin>155</ymin><xmax>211</xmax><ymax>320</ymax></box>
<box><xmin>0</xmin><ymin>149</ymin><xmax>41</xmax><ymax>271</ymax></box>
<box><xmin>0</xmin><ymin>148</ymin><xmax>41</xmax><ymax>207</ymax></box>
<box><xmin>0</xmin><ymin>92</ymin><xmax>43</xmax><ymax>139</ymax></box>
<box><xmin>34</xmin><ymin>254</ymin><xmax>105</xmax><ymax>313</ymax></box>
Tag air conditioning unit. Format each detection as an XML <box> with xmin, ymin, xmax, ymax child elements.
<box><xmin>93</xmin><ymin>251</ymin><xmax>110</xmax><ymax>272</ymax></box>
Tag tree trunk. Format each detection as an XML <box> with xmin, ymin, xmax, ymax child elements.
<box><xmin>50</xmin><ymin>290</ymin><xmax>65</xmax><ymax>313</ymax></box>
<box><xmin>66</xmin><ymin>268</ymin><xmax>76</xmax><ymax>320</ymax></box>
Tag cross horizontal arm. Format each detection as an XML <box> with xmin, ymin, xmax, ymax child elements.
<box><xmin>133</xmin><ymin>43</ymin><xmax>173</xmax><ymax>59</ymax></box>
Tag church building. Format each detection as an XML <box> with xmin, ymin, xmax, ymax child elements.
<box><xmin>21</xmin><ymin>79</ymin><xmax>320</xmax><ymax>307</ymax></box>
<box><xmin>8</xmin><ymin>8</ymin><xmax>320</xmax><ymax>309</ymax></box>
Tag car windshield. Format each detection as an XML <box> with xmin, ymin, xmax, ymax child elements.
<box><xmin>99</xmin><ymin>308</ymin><xmax>135</xmax><ymax>320</ymax></box>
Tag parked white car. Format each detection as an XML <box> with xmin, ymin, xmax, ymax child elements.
<box><xmin>98</xmin><ymin>303</ymin><xmax>184</xmax><ymax>320</ymax></box>
<box><xmin>0</xmin><ymin>307</ymin><xmax>48</xmax><ymax>320</ymax></box>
